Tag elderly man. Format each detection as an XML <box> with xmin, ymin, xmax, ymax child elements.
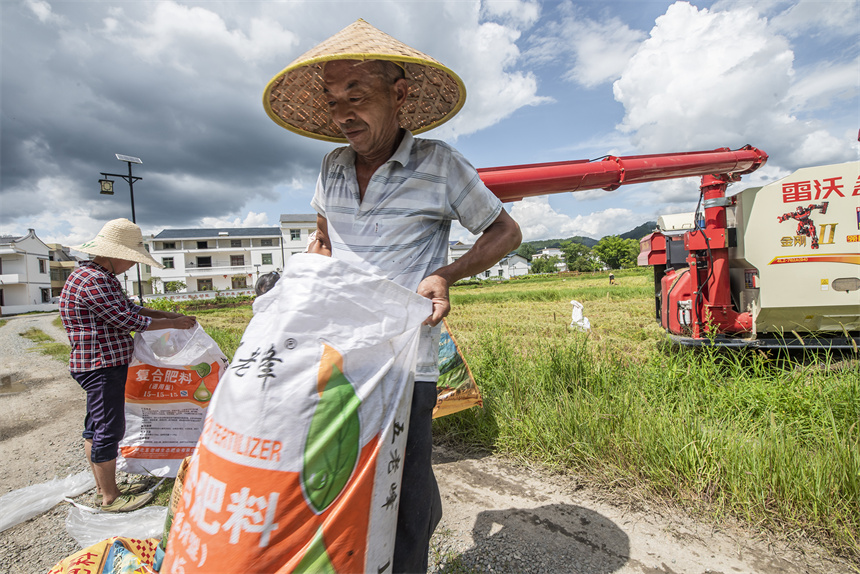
<box><xmin>265</xmin><ymin>20</ymin><xmax>521</xmax><ymax>572</ymax></box>
<box><xmin>61</xmin><ymin>218</ymin><xmax>197</xmax><ymax>512</ymax></box>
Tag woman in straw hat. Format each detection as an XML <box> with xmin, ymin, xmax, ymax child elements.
<box><xmin>60</xmin><ymin>218</ymin><xmax>197</xmax><ymax>512</ymax></box>
<box><xmin>264</xmin><ymin>20</ymin><xmax>521</xmax><ymax>572</ymax></box>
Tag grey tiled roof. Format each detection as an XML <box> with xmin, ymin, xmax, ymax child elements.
<box><xmin>153</xmin><ymin>227</ymin><xmax>281</xmax><ymax>239</ymax></box>
<box><xmin>279</xmin><ymin>213</ymin><xmax>317</xmax><ymax>224</ymax></box>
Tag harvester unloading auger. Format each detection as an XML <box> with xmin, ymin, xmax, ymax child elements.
<box><xmin>476</xmin><ymin>146</ymin><xmax>860</xmax><ymax>350</ymax></box>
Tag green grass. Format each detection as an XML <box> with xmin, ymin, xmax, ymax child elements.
<box><xmin>19</xmin><ymin>327</ymin><xmax>72</xmax><ymax>362</ymax></box>
<box><xmin>188</xmin><ymin>271</ymin><xmax>859</xmax><ymax>559</ymax></box>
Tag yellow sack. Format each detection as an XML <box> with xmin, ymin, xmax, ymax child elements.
<box><xmin>48</xmin><ymin>537</ymin><xmax>160</xmax><ymax>574</ymax></box>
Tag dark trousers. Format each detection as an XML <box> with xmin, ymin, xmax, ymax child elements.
<box><xmin>72</xmin><ymin>365</ymin><xmax>128</xmax><ymax>463</ymax></box>
<box><xmin>393</xmin><ymin>380</ymin><xmax>443</xmax><ymax>574</ymax></box>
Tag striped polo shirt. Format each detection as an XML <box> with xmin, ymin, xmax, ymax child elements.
<box><xmin>311</xmin><ymin>130</ymin><xmax>503</xmax><ymax>379</ymax></box>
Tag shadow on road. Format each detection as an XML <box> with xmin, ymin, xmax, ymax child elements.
<box><xmin>435</xmin><ymin>503</ymin><xmax>629</xmax><ymax>573</ymax></box>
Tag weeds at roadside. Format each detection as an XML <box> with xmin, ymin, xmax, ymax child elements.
<box><xmin>19</xmin><ymin>327</ymin><xmax>71</xmax><ymax>362</ymax></box>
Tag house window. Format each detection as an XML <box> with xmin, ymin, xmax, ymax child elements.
<box><xmin>498</xmin><ymin>269</ymin><xmax>504</xmax><ymax>277</ymax></box>
<box><xmin>197</xmin><ymin>241</ymin><xmax>208</xmax><ymax>249</ymax></box>
<box><xmin>144</xmin><ymin>264</ymin><xmax>151</xmax><ymax>274</ymax></box>
<box><xmin>197</xmin><ymin>256</ymin><xmax>212</xmax><ymax>268</ymax></box>
<box><xmin>261</xmin><ymin>253</ymin><xmax>273</xmax><ymax>265</ymax></box>
<box><xmin>261</xmin><ymin>238</ymin><xmax>273</xmax><ymax>247</ymax></box>
<box><xmin>232</xmin><ymin>276</ymin><xmax>247</xmax><ymax>289</ymax></box>
<box><xmin>41</xmin><ymin>288</ymin><xmax>51</xmax><ymax>302</ymax></box>
<box><xmin>290</xmin><ymin>229</ymin><xmax>301</xmax><ymax>241</ymax></box>
<box><xmin>484</xmin><ymin>270</ymin><xmax>491</xmax><ymax>278</ymax></box>
<box><xmin>231</xmin><ymin>255</ymin><xmax>244</xmax><ymax>267</ymax></box>
<box><xmin>162</xmin><ymin>257</ymin><xmax>174</xmax><ymax>269</ymax></box>
<box><xmin>231</xmin><ymin>239</ymin><xmax>242</xmax><ymax>248</ymax></box>
<box><xmin>38</xmin><ymin>259</ymin><xmax>47</xmax><ymax>273</ymax></box>
<box><xmin>197</xmin><ymin>278</ymin><xmax>213</xmax><ymax>291</ymax></box>
<box><xmin>162</xmin><ymin>241</ymin><xmax>176</xmax><ymax>249</ymax></box>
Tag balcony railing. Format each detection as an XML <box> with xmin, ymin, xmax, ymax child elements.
<box><xmin>181</xmin><ymin>264</ymin><xmax>255</xmax><ymax>277</ymax></box>
<box><xmin>0</xmin><ymin>273</ymin><xmax>24</xmax><ymax>284</ymax></box>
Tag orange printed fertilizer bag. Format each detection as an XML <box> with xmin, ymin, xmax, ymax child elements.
<box><xmin>161</xmin><ymin>255</ymin><xmax>429</xmax><ymax>573</ymax></box>
<box><xmin>119</xmin><ymin>325</ymin><xmax>228</xmax><ymax>477</ymax></box>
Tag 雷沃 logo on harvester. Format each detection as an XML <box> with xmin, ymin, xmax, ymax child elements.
<box><xmin>301</xmin><ymin>344</ymin><xmax>361</xmax><ymax>515</ymax></box>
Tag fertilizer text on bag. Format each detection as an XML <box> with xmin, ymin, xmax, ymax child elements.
<box><xmin>119</xmin><ymin>325</ymin><xmax>228</xmax><ymax>477</ymax></box>
<box><xmin>161</xmin><ymin>255</ymin><xmax>431</xmax><ymax>574</ymax></box>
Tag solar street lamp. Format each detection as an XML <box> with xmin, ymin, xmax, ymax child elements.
<box><xmin>98</xmin><ymin>154</ymin><xmax>145</xmax><ymax>304</ymax></box>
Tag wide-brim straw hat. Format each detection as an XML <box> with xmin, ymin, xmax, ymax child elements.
<box><xmin>73</xmin><ymin>218</ymin><xmax>163</xmax><ymax>269</ymax></box>
<box><xmin>263</xmin><ymin>19</ymin><xmax>466</xmax><ymax>143</ymax></box>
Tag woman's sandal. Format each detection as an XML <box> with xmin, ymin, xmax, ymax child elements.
<box><xmin>100</xmin><ymin>491</ymin><xmax>154</xmax><ymax>513</ymax></box>
<box><xmin>96</xmin><ymin>481</ymin><xmax>149</xmax><ymax>502</ymax></box>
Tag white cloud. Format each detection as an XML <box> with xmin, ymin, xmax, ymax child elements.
<box><xmin>481</xmin><ymin>0</ymin><xmax>541</xmax><ymax>28</ymax></box>
<box><xmin>768</xmin><ymin>0</ymin><xmax>859</xmax><ymax>38</ymax></box>
<box><xmin>436</xmin><ymin>15</ymin><xmax>551</xmax><ymax>138</ymax></box>
<box><xmin>199</xmin><ymin>211</ymin><xmax>272</xmax><ymax>229</ymax></box>
<box><xmin>528</xmin><ymin>5</ymin><xmax>646</xmax><ymax>88</ymax></box>
<box><xmin>25</xmin><ymin>0</ymin><xmax>60</xmax><ymax>24</ymax></box>
<box><xmin>100</xmin><ymin>2</ymin><xmax>298</xmax><ymax>76</ymax></box>
<box><xmin>611</xmin><ymin>1</ymin><xmax>853</xmax><ymax>171</ymax></box>
<box><xmin>787</xmin><ymin>59</ymin><xmax>860</xmax><ymax>112</ymax></box>
<box><xmin>508</xmin><ymin>196</ymin><xmax>642</xmax><ymax>240</ymax></box>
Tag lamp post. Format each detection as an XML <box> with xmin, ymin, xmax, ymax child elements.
<box><xmin>99</xmin><ymin>154</ymin><xmax>145</xmax><ymax>305</ymax></box>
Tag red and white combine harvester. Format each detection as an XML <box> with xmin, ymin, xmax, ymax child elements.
<box><xmin>477</xmin><ymin>146</ymin><xmax>859</xmax><ymax>350</ymax></box>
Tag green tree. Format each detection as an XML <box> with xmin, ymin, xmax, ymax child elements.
<box><xmin>517</xmin><ymin>243</ymin><xmax>537</xmax><ymax>261</ymax></box>
<box><xmin>529</xmin><ymin>255</ymin><xmax>561</xmax><ymax>274</ymax></box>
<box><xmin>163</xmin><ymin>280</ymin><xmax>187</xmax><ymax>293</ymax></box>
<box><xmin>593</xmin><ymin>236</ymin><xmax>640</xmax><ymax>269</ymax></box>
<box><xmin>560</xmin><ymin>241</ymin><xmax>599</xmax><ymax>272</ymax></box>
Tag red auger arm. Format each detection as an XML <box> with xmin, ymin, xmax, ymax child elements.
<box><xmin>477</xmin><ymin>145</ymin><xmax>767</xmax><ymax>202</ymax></box>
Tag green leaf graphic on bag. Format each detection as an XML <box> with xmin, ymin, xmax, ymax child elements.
<box><xmin>302</xmin><ymin>357</ymin><xmax>361</xmax><ymax>514</ymax></box>
<box><xmin>294</xmin><ymin>525</ymin><xmax>337</xmax><ymax>574</ymax></box>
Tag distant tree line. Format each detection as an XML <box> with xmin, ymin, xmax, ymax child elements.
<box><xmin>519</xmin><ymin>236</ymin><xmax>641</xmax><ymax>274</ymax></box>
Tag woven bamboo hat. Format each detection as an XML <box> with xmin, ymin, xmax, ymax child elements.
<box><xmin>263</xmin><ymin>19</ymin><xmax>466</xmax><ymax>142</ymax></box>
<box><xmin>73</xmin><ymin>218</ymin><xmax>163</xmax><ymax>269</ymax></box>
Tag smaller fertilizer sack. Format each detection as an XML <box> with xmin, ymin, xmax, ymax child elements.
<box><xmin>433</xmin><ymin>319</ymin><xmax>482</xmax><ymax>418</ymax></box>
<box><xmin>48</xmin><ymin>536</ymin><xmax>160</xmax><ymax>574</ymax></box>
<box><xmin>161</xmin><ymin>254</ymin><xmax>430</xmax><ymax>574</ymax></box>
<box><xmin>119</xmin><ymin>325</ymin><xmax>228</xmax><ymax>477</ymax></box>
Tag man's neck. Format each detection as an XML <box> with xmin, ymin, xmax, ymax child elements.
<box><xmin>354</xmin><ymin>129</ymin><xmax>404</xmax><ymax>200</ymax></box>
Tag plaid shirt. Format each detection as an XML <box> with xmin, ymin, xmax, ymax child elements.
<box><xmin>60</xmin><ymin>260</ymin><xmax>152</xmax><ymax>372</ymax></box>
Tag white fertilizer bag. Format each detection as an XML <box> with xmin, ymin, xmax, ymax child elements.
<box><xmin>162</xmin><ymin>254</ymin><xmax>430</xmax><ymax>574</ymax></box>
<box><xmin>119</xmin><ymin>324</ymin><xmax>229</xmax><ymax>477</ymax></box>
<box><xmin>570</xmin><ymin>300</ymin><xmax>591</xmax><ymax>331</ymax></box>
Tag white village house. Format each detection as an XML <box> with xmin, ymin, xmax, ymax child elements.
<box><xmin>448</xmin><ymin>241</ymin><xmax>529</xmax><ymax>280</ymax></box>
<box><xmin>0</xmin><ymin>229</ymin><xmax>54</xmax><ymax>315</ymax></box>
<box><xmin>280</xmin><ymin>213</ymin><xmax>318</xmax><ymax>258</ymax></box>
<box><xmin>146</xmin><ymin>227</ymin><xmax>285</xmax><ymax>296</ymax></box>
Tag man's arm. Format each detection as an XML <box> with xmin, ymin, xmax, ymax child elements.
<box><xmin>417</xmin><ymin>209</ymin><xmax>522</xmax><ymax>326</ymax></box>
<box><xmin>310</xmin><ymin>215</ymin><xmax>333</xmax><ymax>256</ymax></box>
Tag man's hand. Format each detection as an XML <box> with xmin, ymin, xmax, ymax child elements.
<box><xmin>416</xmin><ymin>274</ymin><xmax>450</xmax><ymax>326</ymax></box>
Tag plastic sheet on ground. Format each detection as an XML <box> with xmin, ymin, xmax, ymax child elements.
<box><xmin>65</xmin><ymin>502</ymin><xmax>168</xmax><ymax>548</ymax></box>
<box><xmin>0</xmin><ymin>471</ymin><xmax>95</xmax><ymax>533</ymax></box>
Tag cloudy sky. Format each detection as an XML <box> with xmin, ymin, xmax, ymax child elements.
<box><xmin>1</xmin><ymin>0</ymin><xmax>857</xmax><ymax>246</ymax></box>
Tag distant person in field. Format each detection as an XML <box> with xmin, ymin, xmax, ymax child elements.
<box><xmin>265</xmin><ymin>19</ymin><xmax>521</xmax><ymax>572</ymax></box>
<box><xmin>60</xmin><ymin>218</ymin><xmax>196</xmax><ymax>512</ymax></box>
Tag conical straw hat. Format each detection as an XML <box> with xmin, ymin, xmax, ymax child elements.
<box><xmin>263</xmin><ymin>19</ymin><xmax>466</xmax><ymax>142</ymax></box>
<box><xmin>73</xmin><ymin>218</ymin><xmax>163</xmax><ymax>269</ymax></box>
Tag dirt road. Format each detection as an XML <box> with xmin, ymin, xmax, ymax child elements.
<box><xmin>0</xmin><ymin>314</ymin><xmax>855</xmax><ymax>573</ymax></box>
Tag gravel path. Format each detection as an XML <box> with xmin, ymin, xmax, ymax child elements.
<box><xmin>0</xmin><ymin>313</ymin><xmax>856</xmax><ymax>574</ymax></box>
